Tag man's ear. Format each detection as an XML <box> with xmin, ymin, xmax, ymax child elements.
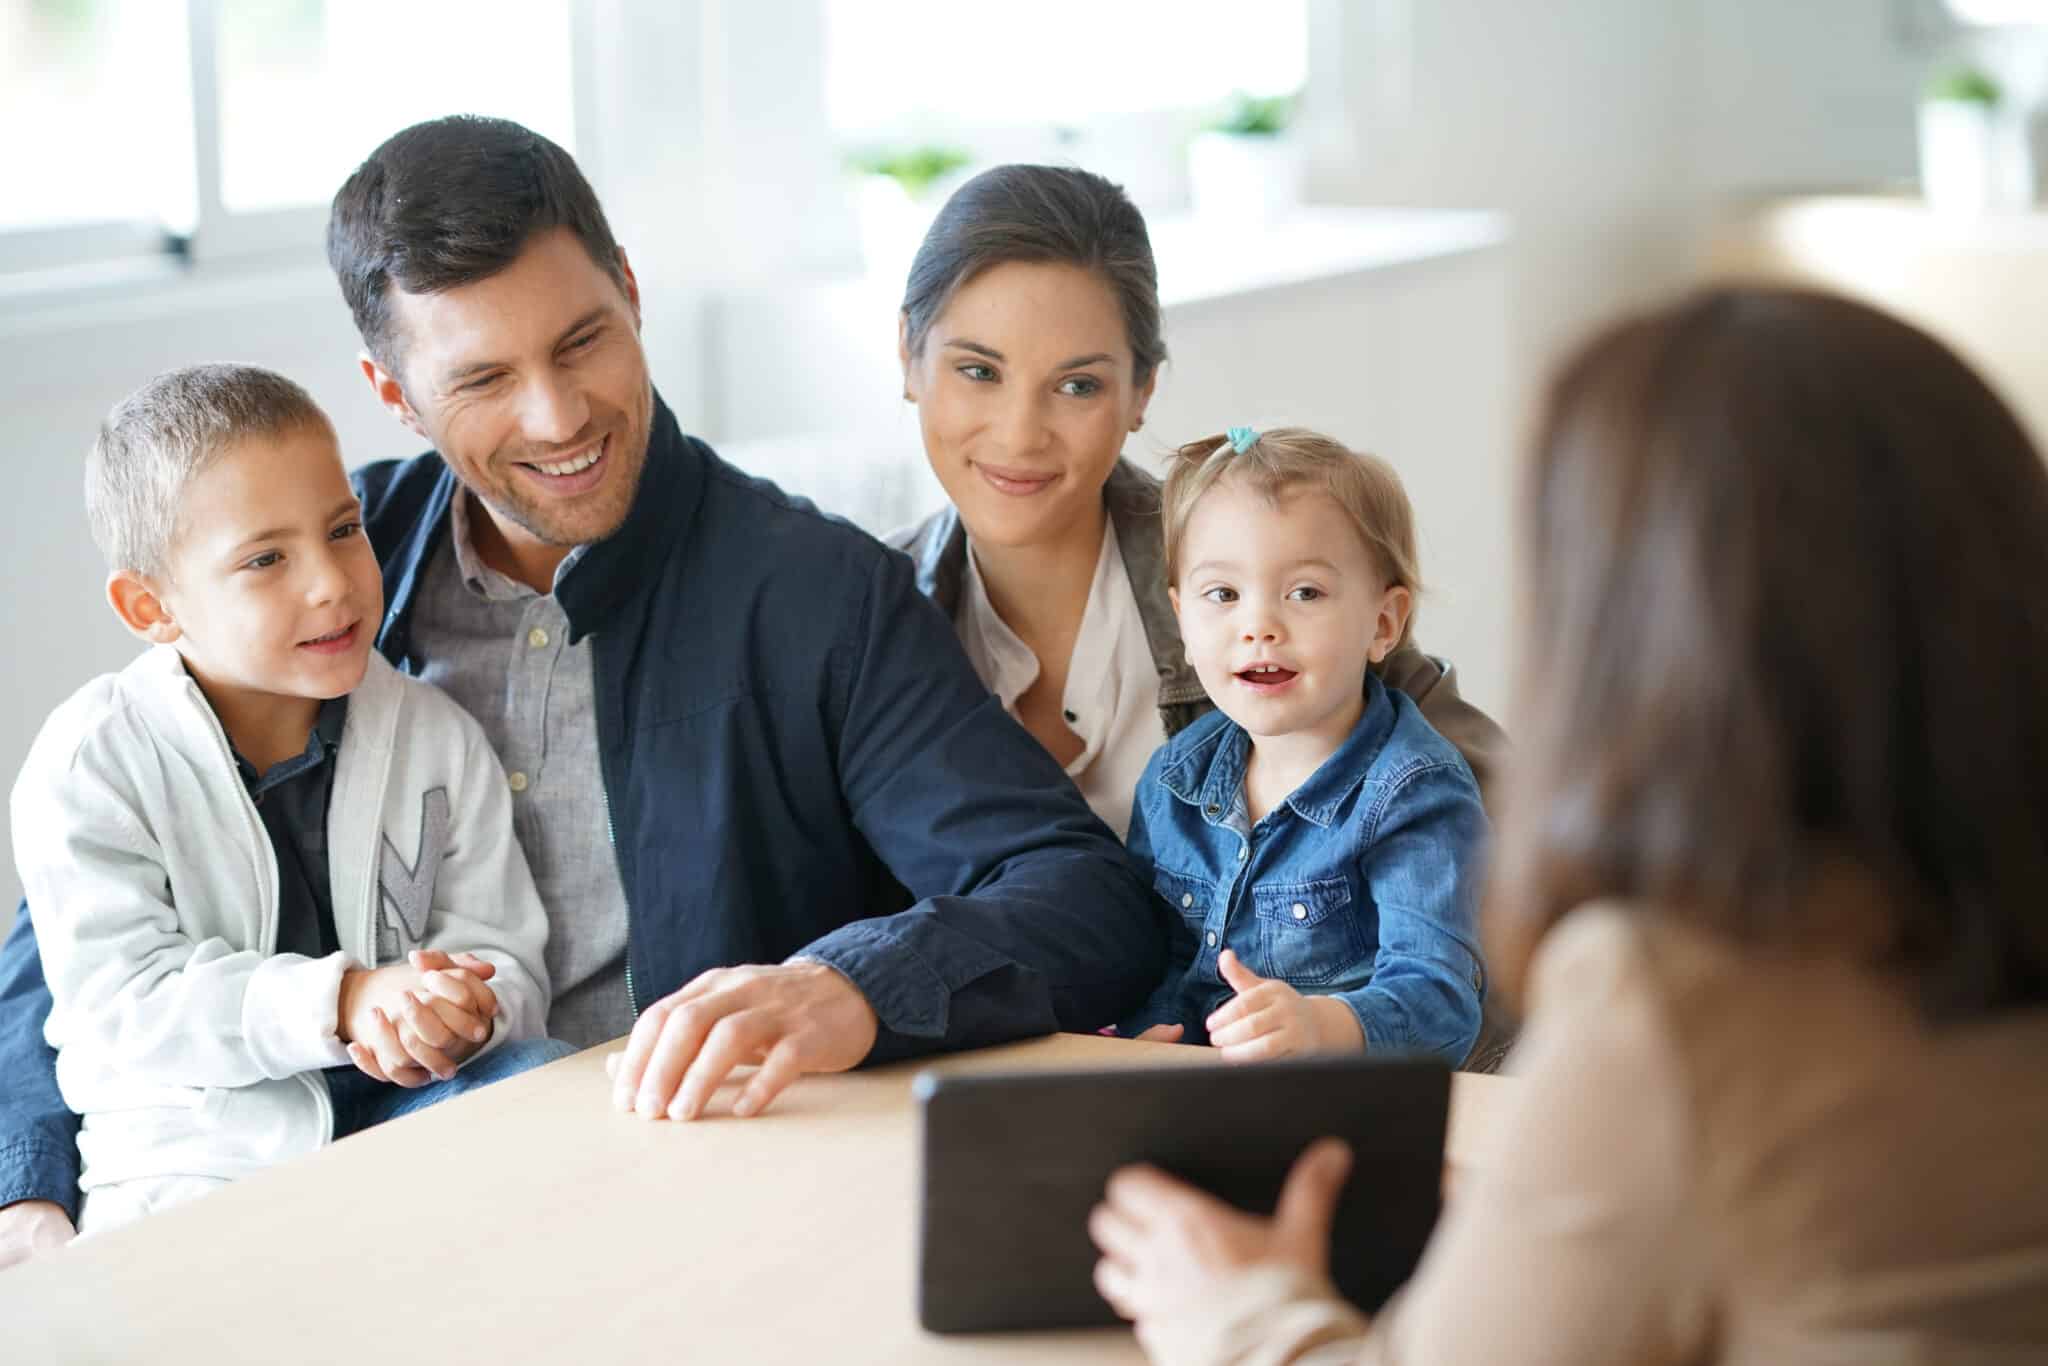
<box><xmin>1370</xmin><ymin>585</ymin><xmax>1414</xmax><ymax>664</ymax></box>
<box><xmin>358</xmin><ymin>352</ymin><xmax>429</xmax><ymax>441</ymax></box>
<box><xmin>616</xmin><ymin>247</ymin><xmax>643</xmax><ymax>329</ymax></box>
<box><xmin>107</xmin><ymin>571</ymin><xmax>180</xmax><ymax>645</ymax></box>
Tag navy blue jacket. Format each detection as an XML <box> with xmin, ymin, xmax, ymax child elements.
<box><xmin>0</xmin><ymin>398</ymin><xmax>1165</xmax><ymax>1219</ymax></box>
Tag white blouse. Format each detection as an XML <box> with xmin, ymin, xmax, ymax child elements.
<box><xmin>954</xmin><ymin>517</ymin><xmax>1166</xmax><ymax>840</ymax></box>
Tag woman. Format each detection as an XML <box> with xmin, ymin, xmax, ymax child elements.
<box><xmin>888</xmin><ymin>165</ymin><xmax>1505</xmax><ymax>839</ymax></box>
<box><xmin>1087</xmin><ymin>287</ymin><xmax>2048</xmax><ymax>1362</ymax></box>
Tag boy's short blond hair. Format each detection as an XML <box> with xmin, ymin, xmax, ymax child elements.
<box><xmin>86</xmin><ymin>364</ymin><xmax>331</xmax><ymax>577</ymax></box>
<box><xmin>1161</xmin><ymin>426</ymin><xmax>1422</xmax><ymax>655</ymax></box>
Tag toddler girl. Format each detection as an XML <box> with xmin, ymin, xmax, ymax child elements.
<box><xmin>1118</xmin><ymin>426</ymin><xmax>1487</xmax><ymax>1064</ymax></box>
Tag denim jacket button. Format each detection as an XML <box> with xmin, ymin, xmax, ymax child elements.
<box><xmin>1236</xmin><ymin>846</ymin><xmax>1248</xmax><ymax>862</ymax></box>
<box><xmin>1180</xmin><ymin>892</ymin><xmax>1194</xmax><ymax>908</ymax></box>
<box><xmin>1205</xmin><ymin>803</ymin><xmax>1221</xmax><ymax>817</ymax></box>
<box><xmin>1205</xmin><ymin>931</ymin><xmax>1218</xmax><ymax>947</ymax></box>
<box><xmin>1291</xmin><ymin>902</ymin><xmax>1308</xmax><ymax>920</ymax></box>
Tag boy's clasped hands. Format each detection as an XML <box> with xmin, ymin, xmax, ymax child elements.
<box><xmin>339</xmin><ymin>949</ymin><xmax>502</xmax><ymax>1086</ymax></box>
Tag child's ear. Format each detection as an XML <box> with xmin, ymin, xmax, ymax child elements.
<box><xmin>1168</xmin><ymin>584</ymin><xmax>1182</xmax><ymax>621</ymax></box>
<box><xmin>107</xmin><ymin>571</ymin><xmax>180</xmax><ymax>644</ymax></box>
<box><xmin>1369</xmin><ymin>585</ymin><xmax>1413</xmax><ymax>664</ymax></box>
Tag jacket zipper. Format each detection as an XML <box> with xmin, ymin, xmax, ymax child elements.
<box><xmin>197</xmin><ymin>686</ymin><xmax>335</xmax><ymax>1145</ymax></box>
<box><xmin>594</xmin><ymin>657</ymin><xmax>640</xmax><ymax>1019</ymax></box>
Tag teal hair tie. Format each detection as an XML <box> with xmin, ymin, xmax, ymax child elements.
<box><xmin>1226</xmin><ymin>425</ymin><xmax>1260</xmax><ymax>454</ymax></box>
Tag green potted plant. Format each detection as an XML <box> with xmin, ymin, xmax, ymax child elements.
<box><xmin>845</xmin><ymin>143</ymin><xmax>972</xmax><ymax>275</ymax></box>
<box><xmin>846</xmin><ymin>143</ymin><xmax>972</xmax><ymax>275</ymax></box>
<box><xmin>1919</xmin><ymin>65</ymin><xmax>2007</xmax><ymax>214</ymax></box>
<box><xmin>1187</xmin><ymin>89</ymin><xmax>1303</xmax><ymax>223</ymax></box>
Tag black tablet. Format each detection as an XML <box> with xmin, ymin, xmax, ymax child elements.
<box><xmin>914</xmin><ymin>1054</ymin><xmax>1449</xmax><ymax>1334</ymax></box>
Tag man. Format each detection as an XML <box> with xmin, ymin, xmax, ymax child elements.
<box><xmin>0</xmin><ymin>116</ymin><xmax>1167</xmax><ymax>1263</ymax></box>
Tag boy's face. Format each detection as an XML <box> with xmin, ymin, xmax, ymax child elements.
<box><xmin>1170</xmin><ymin>477</ymin><xmax>1408</xmax><ymax>752</ymax></box>
<box><xmin>147</xmin><ymin>422</ymin><xmax>382</xmax><ymax>705</ymax></box>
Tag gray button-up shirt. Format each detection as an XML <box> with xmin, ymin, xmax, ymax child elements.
<box><xmin>405</xmin><ymin>491</ymin><xmax>634</xmax><ymax>1048</ymax></box>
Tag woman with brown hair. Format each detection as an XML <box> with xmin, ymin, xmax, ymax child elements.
<box><xmin>1087</xmin><ymin>286</ymin><xmax>2048</xmax><ymax>1362</ymax></box>
<box><xmin>887</xmin><ymin>164</ymin><xmax>1505</xmax><ymax>839</ymax></box>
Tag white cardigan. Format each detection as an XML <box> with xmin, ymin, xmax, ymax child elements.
<box><xmin>12</xmin><ymin>646</ymin><xmax>551</xmax><ymax>1192</ymax></box>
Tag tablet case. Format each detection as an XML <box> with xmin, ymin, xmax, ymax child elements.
<box><xmin>915</xmin><ymin>1055</ymin><xmax>1449</xmax><ymax>1334</ymax></box>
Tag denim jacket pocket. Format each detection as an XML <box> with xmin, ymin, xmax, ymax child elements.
<box><xmin>1251</xmin><ymin>877</ymin><xmax>1368</xmax><ymax>987</ymax></box>
<box><xmin>1153</xmin><ymin>869</ymin><xmax>1216</xmax><ymax>930</ymax></box>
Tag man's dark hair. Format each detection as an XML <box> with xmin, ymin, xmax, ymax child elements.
<box><xmin>327</xmin><ymin>115</ymin><xmax>629</xmax><ymax>375</ymax></box>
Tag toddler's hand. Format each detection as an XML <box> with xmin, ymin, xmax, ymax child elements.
<box><xmin>1129</xmin><ymin>1023</ymin><xmax>1185</xmax><ymax>1043</ymax></box>
<box><xmin>1203</xmin><ymin>951</ymin><xmax>1357</xmax><ymax>1061</ymax></box>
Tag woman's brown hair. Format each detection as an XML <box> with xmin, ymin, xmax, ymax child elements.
<box><xmin>1487</xmin><ymin>287</ymin><xmax>2048</xmax><ymax>1019</ymax></box>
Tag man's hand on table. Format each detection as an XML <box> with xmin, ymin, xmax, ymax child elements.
<box><xmin>0</xmin><ymin>1199</ymin><xmax>75</xmax><ymax>1272</ymax></box>
<box><xmin>607</xmin><ymin>960</ymin><xmax>879</xmax><ymax>1121</ymax></box>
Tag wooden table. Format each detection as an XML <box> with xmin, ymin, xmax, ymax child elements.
<box><xmin>0</xmin><ymin>1034</ymin><xmax>1513</xmax><ymax>1364</ymax></box>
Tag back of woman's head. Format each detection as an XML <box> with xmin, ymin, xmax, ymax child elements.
<box><xmin>1489</xmin><ymin>286</ymin><xmax>2048</xmax><ymax>1018</ymax></box>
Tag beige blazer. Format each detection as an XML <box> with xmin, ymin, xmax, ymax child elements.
<box><xmin>1147</xmin><ymin>904</ymin><xmax>2048</xmax><ymax>1365</ymax></box>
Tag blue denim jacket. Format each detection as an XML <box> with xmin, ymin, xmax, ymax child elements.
<box><xmin>1119</xmin><ymin>674</ymin><xmax>1488</xmax><ymax>1063</ymax></box>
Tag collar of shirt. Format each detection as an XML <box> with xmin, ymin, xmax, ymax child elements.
<box><xmin>449</xmin><ymin>487</ymin><xmax>590</xmax><ymax>603</ymax></box>
<box><xmin>956</xmin><ymin>515</ymin><xmax>1130</xmax><ymax>762</ymax></box>
<box><xmin>232</xmin><ymin>693</ymin><xmax>350</xmax><ymax>799</ymax></box>
<box><xmin>1159</xmin><ymin>674</ymin><xmax>1399</xmax><ymax>830</ymax></box>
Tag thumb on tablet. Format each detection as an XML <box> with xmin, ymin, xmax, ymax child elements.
<box><xmin>1274</xmin><ymin>1138</ymin><xmax>1352</xmax><ymax>1270</ymax></box>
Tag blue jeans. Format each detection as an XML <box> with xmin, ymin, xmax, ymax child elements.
<box><xmin>325</xmin><ymin>1037</ymin><xmax>576</xmax><ymax>1139</ymax></box>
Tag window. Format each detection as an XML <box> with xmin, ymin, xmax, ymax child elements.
<box><xmin>0</xmin><ymin>1</ymin><xmax>196</xmax><ymax>267</ymax></box>
<box><xmin>1</xmin><ymin>0</ymin><xmax>575</xmax><ymax>277</ymax></box>
<box><xmin>825</xmin><ymin>0</ymin><xmax>1308</xmax><ymax>141</ymax></box>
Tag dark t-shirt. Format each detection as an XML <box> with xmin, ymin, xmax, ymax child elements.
<box><xmin>229</xmin><ymin>696</ymin><xmax>349</xmax><ymax>961</ymax></box>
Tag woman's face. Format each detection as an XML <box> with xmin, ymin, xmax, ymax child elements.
<box><xmin>902</xmin><ymin>260</ymin><xmax>1156</xmax><ymax>551</ymax></box>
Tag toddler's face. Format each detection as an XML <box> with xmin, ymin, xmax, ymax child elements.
<box><xmin>154</xmin><ymin>423</ymin><xmax>381</xmax><ymax>706</ymax></box>
<box><xmin>1172</xmin><ymin>477</ymin><xmax>1404</xmax><ymax>748</ymax></box>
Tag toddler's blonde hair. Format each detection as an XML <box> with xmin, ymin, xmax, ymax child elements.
<box><xmin>1161</xmin><ymin>426</ymin><xmax>1422</xmax><ymax>657</ymax></box>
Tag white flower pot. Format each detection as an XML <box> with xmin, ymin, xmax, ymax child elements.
<box><xmin>1187</xmin><ymin>131</ymin><xmax>1303</xmax><ymax>223</ymax></box>
<box><xmin>1920</xmin><ymin>99</ymin><xmax>1999</xmax><ymax>215</ymax></box>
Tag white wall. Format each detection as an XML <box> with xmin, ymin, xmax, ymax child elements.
<box><xmin>1309</xmin><ymin>0</ymin><xmax>1931</xmax><ymax>407</ymax></box>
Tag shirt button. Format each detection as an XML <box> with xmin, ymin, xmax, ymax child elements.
<box><xmin>527</xmin><ymin>627</ymin><xmax>550</xmax><ymax>649</ymax></box>
<box><xmin>1236</xmin><ymin>846</ymin><xmax>1248</xmax><ymax>862</ymax></box>
<box><xmin>1205</xmin><ymin>932</ymin><xmax>1218</xmax><ymax>947</ymax></box>
<box><xmin>1180</xmin><ymin>893</ymin><xmax>1193</xmax><ymax>908</ymax></box>
<box><xmin>507</xmin><ymin>771</ymin><xmax>529</xmax><ymax>793</ymax></box>
<box><xmin>1292</xmin><ymin>903</ymin><xmax>1308</xmax><ymax>920</ymax></box>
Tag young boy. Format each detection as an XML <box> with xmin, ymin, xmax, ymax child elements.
<box><xmin>11</xmin><ymin>364</ymin><xmax>562</xmax><ymax>1235</ymax></box>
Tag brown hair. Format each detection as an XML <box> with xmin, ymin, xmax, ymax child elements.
<box><xmin>328</xmin><ymin>116</ymin><xmax>629</xmax><ymax>375</ymax></box>
<box><xmin>901</xmin><ymin>164</ymin><xmax>1166</xmax><ymax>386</ymax></box>
<box><xmin>1161</xmin><ymin>426</ymin><xmax>1422</xmax><ymax>656</ymax></box>
<box><xmin>1487</xmin><ymin>286</ymin><xmax>2048</xmax><ymax>1019</ymax></box>
<box><xmin>87</xmin><ymin>364</ymin><xmax>330</xmax><ymax>576</ymax></box>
